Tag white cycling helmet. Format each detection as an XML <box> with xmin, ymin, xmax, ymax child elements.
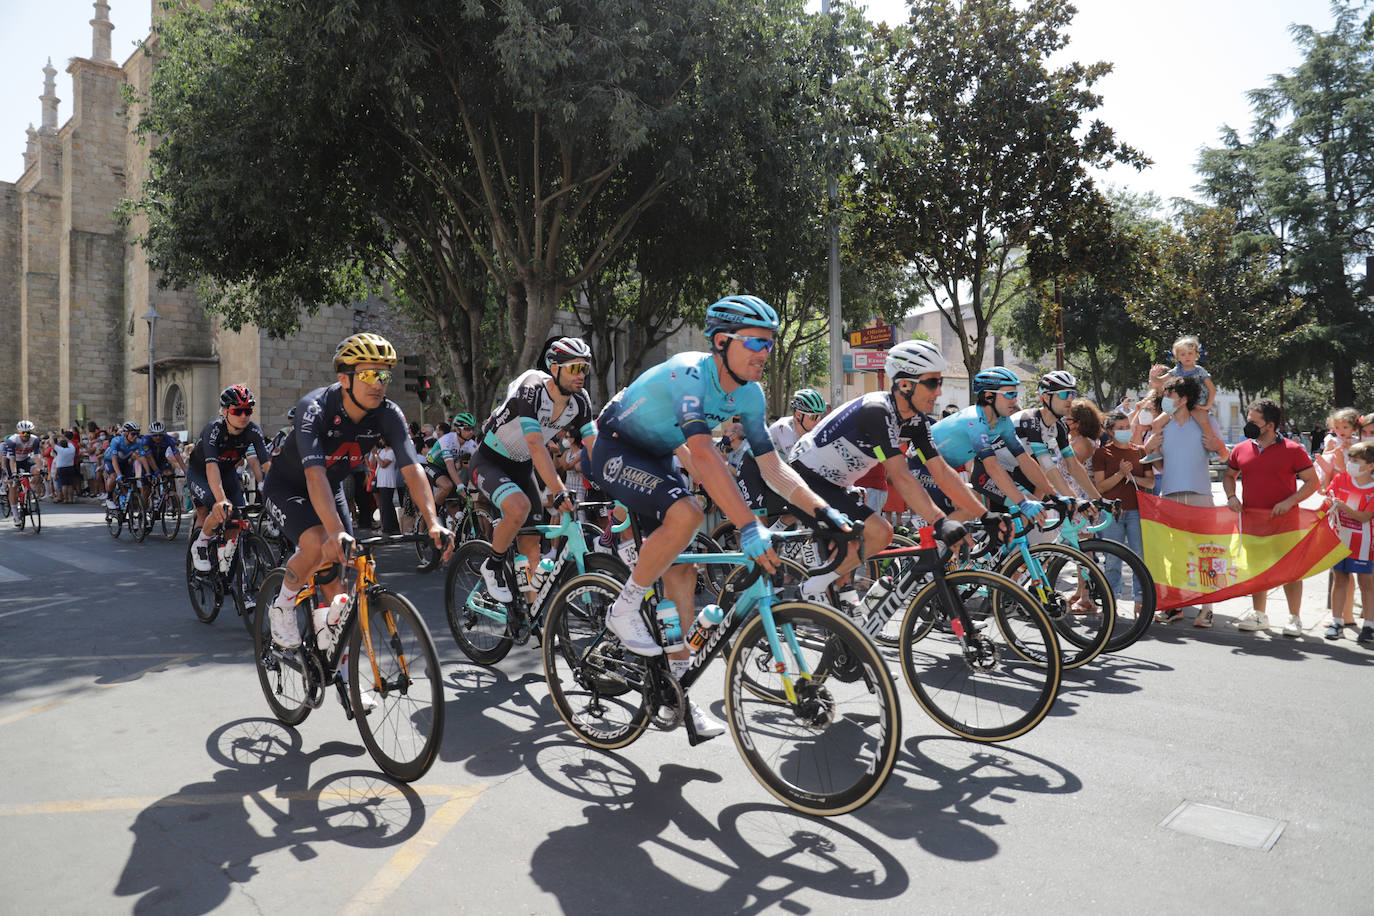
<box><xmin>885</xmin><ymin>339</ymin><xmax>946</xmax><ymax>380</ymax></box>
<box><xmin>16</xmin><ymin>420</ymin><xmax>35</xmax><ymax>433</ymax></box>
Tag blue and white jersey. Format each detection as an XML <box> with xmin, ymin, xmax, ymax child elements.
<box><xmin>790</xmin><ymin>392</ymin><xmax>901</xmax><ymax>486</ymax></box>
<box><xmin>596</xmin><ymin>352</ymin><xmax>773</xmax><ymax>459</ymax></box>
<box><xmin>1</xmin><ymin>434</ymin><xmax>39</xmax><ymax>462</ymax></box>
<box><xmin>931</xmin><ymin>404</ymin><xmax>1026</xmax><ymax>468</ymax></box>
<box><xmin>136</xmin><ymin>432</ymin><xmax>179</xmax><ymax>465</ymax></box>
<box><xmin>104</xmin><ymin>435</ymin><xmax>140</xmax><ymax>464</ymax></box>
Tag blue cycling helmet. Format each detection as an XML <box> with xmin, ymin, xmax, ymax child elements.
<box><xmin>972</xmin><ymin>366</ymin><xmax>1021</xmax><ymax>394</ymax></box>
<box><xmin>704</xmin><ymin>295</ymin><xmax>780</xmax><ymax>338</ymax></box>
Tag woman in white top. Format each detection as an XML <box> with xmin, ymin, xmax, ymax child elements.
<box><xmin>373</xmin><ymin>445</ymin><xmax>401</xmax><ymax>534</ymax></box>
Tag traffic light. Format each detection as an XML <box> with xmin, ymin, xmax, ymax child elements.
<box><xmin>403</xmin><ymin>354</ymin><xmax>423</xmax><ymax>394</ymax></box>
<box><xmin>416</xmin><ymin>376</ymin><xmax>433</xmax><ymax>403</ymax></box>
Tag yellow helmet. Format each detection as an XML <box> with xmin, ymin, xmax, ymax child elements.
<box><xmin>333</xmin><ymin>333</ymin><xmax>397</xmax><ymax>371</ymax></box>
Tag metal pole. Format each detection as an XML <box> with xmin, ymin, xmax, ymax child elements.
<box><xmin>142</xmin><ymin>302</ymin><xmax>160</xmax><ymax>424</ymax></box>
<box><xmin>823</xmin><ymin>0</ymin><xmax>843</xmax><ymax>410</ymax></box>
<box><xmin>1054</xmin><ymin>278</ymin><xmax>1064</xmax><ymax>371</ymax></box>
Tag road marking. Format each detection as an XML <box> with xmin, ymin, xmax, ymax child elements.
<box><xmin>342</xmin><ymin>785</ymin><xmax>487</xmax><ymax>914</ymax></box>
<box><xmin>15</xmin><ymin>540</ymin><xmax>137</xmax><ymax>574</ymax></box>
<box><xmin>0</xmin><ymin>595</ymin><xmax>86</xmax><ymax>618</ymax></box>
<box><xmin>0</xmin><ymin>653</ymin><xmax>200</xmax><ymax>727</ymax></box>
<box><xmin>0</xmin><ymin>564</ymin><xmax>26</xmax><ymax>583</ymax></box>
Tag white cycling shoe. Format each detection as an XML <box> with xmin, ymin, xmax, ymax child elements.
<box><xmin>605</xmin><ymin>608</ymin><xmax>662</xmax><ymax>656</ymax></box>
<box><xmin>689</xmin><ymin>700</ymin><xmax>725</xmax><ymax>738</ymax></box>
<box><xmin>269</xmin><ymin>600</ymin><xmax>301</xmax><ymax>649</ymax></box>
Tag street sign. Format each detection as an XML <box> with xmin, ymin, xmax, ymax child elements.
<box><xmin>852</xmin><ymin>350</ymin><xmax>887</xmax><ymax>372</ymax></box>
<box><xmin>848</xmin><ymin>325</ymin><xmax>896</xmax><ymax>349</ymax></box>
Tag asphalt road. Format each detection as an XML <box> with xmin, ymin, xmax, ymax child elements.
<box><xmin>2</xmin><ymin>502</ymin><xmax>1372</xmax><ymax>914</ymax></box>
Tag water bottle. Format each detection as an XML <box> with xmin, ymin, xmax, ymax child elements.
<box><xmin>864</xmin><ymin>575</ymin><xmax>894</xmax><ymax>609</ymax></box>
<box><xmin>685</xmin><ymin>604</ymin><xmax>725</xmax><ymax>652</ymax></box>
<box><xmin>315</xmin><ymin>593</ymin><xmax>349</xmax><ymax>652</ymax></box>
<box><xmin>530</xmin><ymin>557</ymin><xmax>556</xmax><ymax>591</ymax></box>
<box><xmin>217</xmin><ymin>536</ymin><xmax>237</xmax><ymax>573</ymax></box>
<box><xmin>513</xmin><ymin>555</ymin><xmax>532</xmax><ymax>591</ymax></box>
<box><xmin>655</xmin><ymin>599</ymin><xmax>685</xmax><ymax>653</ymax></box>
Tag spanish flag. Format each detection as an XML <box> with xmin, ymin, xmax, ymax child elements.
<box><xmin>1138</xmin><ymin>492</ymin><xmax>1348</xmax><ymax>611</ymax></box>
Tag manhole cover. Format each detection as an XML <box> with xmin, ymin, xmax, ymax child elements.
<box><xmin>1160</xmin><ymin>802</ymin><xmax>1286</xmax><ymax>851</ymax></box>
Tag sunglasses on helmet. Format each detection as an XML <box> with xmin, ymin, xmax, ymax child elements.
<box><xmin>720</xmin><ymin>332</ymin><xmax>775</xmax><ymax>353</ymax></box>
<box><xmin>353</xmin><ymin>368</ymin><xmax>393</xmax><ymax>385</ymax></box>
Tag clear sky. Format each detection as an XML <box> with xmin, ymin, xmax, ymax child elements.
<box><xmin>0</xmin><ymin>0</ymin><xmax>1340</xmax><ymax>207</ymax></box>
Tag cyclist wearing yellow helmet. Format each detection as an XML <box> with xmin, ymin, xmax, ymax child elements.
<box><xmin>261</xmin><ymin>333</ymin><xmax>450</xmax><ymax>648</ymax></box>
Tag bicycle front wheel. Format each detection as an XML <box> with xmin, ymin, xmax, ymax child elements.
<box><xmin>161</xmin><ymin>487</ymin><xmax>183</xmax><ymax>541</ymax></box>
<box><xmin>1079</xmin><ymin>537</ymin><xmax>1156</xmax><ymax>653</ymax></box>
<box><xmin>725</xmin><ymin>601</ymin><xmax>902</xmax><ymax>817</ymax></box>
<box><xmin>252</xmin><ymin>568</ymin><xmax>312</xmax><ymax>726</ymax></box>
<box><xmin>27</xmin><ymin>489</ymin><xmax>41</xmax><ymax>533</ymax></box>
<box><xmin>349</xmin><ymin>589</ymin><xmax>445</xmax><ymax>782</ymax></box>
<box><xmin>542</xmin><ymin>572</ymin><xmax>651</xmax><ymax>750</ymax></box>
<box><xmin>235</xmin><ymin>534</ymin><xmax>277</xmax><ymax>636</ymax></box>
<box><xmin>1000</xmin><ymin>544</ymin><xmax>1114</xmax><ymax>669</ymax></box>
<box><xmin>128</xmin><ymin>490</ymin><xmax>149</xmax><ymax>542</ymax></box>
<box><xmin>187</xmin><ymin>537</ymin><xmax>220</xmax><ymax>623</ymax></box>
<box><xmin>443</xmin><ymin>540</ymin><xmax>514</xmax><ymax>665</ymax></box>
<box><xmin>899</xmin><ymin>569</ymin><xmax>1062</xmax><ymax>742</ymax></box>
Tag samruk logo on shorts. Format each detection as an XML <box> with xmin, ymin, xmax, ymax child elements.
<box><xmin>604</xmin><ymin>455</ymin><xmax>624</xmax><ymax>481</ymax></box>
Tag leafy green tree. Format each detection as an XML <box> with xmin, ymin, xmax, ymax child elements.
<box><xmin>1195</xmin><ymin>0</ymin><xmax>1374</xmax><ymax>405</ymax></box>
<box><xmin>855</xmin><ymin>0</ymin><xmax>1146</xmax><ymax>387</ymax></box>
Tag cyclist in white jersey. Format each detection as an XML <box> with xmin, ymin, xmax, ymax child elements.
<box><xmin>471</xmin><ymin>339</ymin><xmax>597</xmax><ymax>602</ymax></box>
<box><xmin>1007</xmin><ymin>370</ymin><xmax>1103</xmax><ymax>505</ymax></box>
<box><xmin>768</xmin><ymin>388</ymin><xmax>826</xmax><ymax>459</ymax></box>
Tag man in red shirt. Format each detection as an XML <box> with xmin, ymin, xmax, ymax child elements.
<box><xmin>1222</xmin><ymin>398</ymin><xmax>1319</xmax><ymax>635</ymax></box>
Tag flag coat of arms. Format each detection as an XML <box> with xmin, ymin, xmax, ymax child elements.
<box><xmin>1138</xmin><ymin>492</ymin><xmax>1347</xmax><ymax>611</ymax></box>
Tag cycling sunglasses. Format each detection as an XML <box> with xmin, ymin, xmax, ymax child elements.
<box><xmin>998</xmin><ymin>390</ymin><xmax>1019</xmax><ymax>400</ymax></box>
<box><xmin>1051</xmin><ymin>390</ymin><xmax>1077</xmax><ymax>400</ymax></box>
<box><xmin>227</xmin><ymin>406</ymin><xmax>254</xmax><ymax>417</ymax></box>
<box><xmin>915</xmin><ymin>377</ymin><xmax>944</xmax><ymax>390</ymax></box>
<box><xmin>353</xmin><ymin>368</ymin><xmax>393</xmax><ymax>385</ymax></box>
<box><xmin>554</xmin><ymin>362</ymin><xmax>590</xmax><ymax>375</ymax></box>
<box><xmin>721</xmin><ymin>333</ymin><xmax>776</xmax><ymax>353</ymax></box>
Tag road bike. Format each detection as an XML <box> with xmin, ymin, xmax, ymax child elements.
<box><xmin>253</xmin><ymin>533</ymin><xmax>447</xmax><ymax>782</ymax></box>
<box><xmin>443</xmin><ymin>501</ymin><xmax>629</xmax><ymax>665</ymax></box>
<box><xmin>6</xmin><ymin>471</ymin><xmax>43</xmax><ymax>533</ymax></box>
<box><xmin>145</xmin><ymin>471</ymin><xmax>185</xmax><ymax>541</ymax></box>
<box><xmin>186</xmin><ymin>515</ymin><xmax>278</xmax><ymax>634</ymax></box>
<box><xmin>542</xmin><ymin>526</ymin><xmax>902</xmax><ymax>817</ymax></box>
<box><xmin>1050</xmin><ymin>502</ymin><xmax>1156</xmax><ymax>653</ymax></box>
<box><xmin>856</xmin><ymin>523</ymin><xmax>1063</xmax><ymax>742</ymax></box>
<box><xmin>105</xmin><ymin>475</ymin><xmax>151</xmax><ymax>541</ymax></box>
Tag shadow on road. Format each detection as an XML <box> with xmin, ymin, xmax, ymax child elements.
<box><xmin>115</xmin><ymin>718</ymin><xmax>424</xmax><ymax>915</ymax></box>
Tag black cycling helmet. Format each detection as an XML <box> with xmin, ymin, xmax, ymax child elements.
<box><xmin>220</xmin><ymin>384</ymin><xmax>255</xmax><ymax>409</ymax></box>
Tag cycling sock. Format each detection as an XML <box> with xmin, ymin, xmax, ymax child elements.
<box><xmin>802</xmin><ymin>570</ymin><xmax>839</xmax><ymax>596</ymax></box>
<box><xmin>275</xmin><ymin>581</ymin><xmax>298</xmax><ymax>609</ymax></box>
<box><xmin>610</xmin><ymin>580</ymin><xmax>650</xmax><ymax>619</ymax></box>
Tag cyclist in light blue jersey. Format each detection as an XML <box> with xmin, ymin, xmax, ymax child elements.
<box><xmin>930</xmin><ymin>366</ymin><xmax>1056</xmax><ymax>518</ymax></box>
<box><xmin>586</xmin><ymin>295</ymin><xmax>852</xmax><ymax>738</ymax></box>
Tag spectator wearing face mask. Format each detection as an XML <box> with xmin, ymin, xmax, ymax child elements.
<box><xmin>1093</xmin><ymin>410</ymin><xmax>1156</xmax><ymax>618</ymax></box>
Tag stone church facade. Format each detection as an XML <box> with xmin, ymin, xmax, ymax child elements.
<box><xmin>0</xmin><ymin>1</ymin><xmax>425</xmax><ymax>440</ymax></box>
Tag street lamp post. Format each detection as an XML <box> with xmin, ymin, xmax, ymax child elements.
<box><xmin>142</xmin><ymin>302</ymin><xmax>160</xmax><ymax>424</ymax></box>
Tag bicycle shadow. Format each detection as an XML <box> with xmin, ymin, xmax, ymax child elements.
<box><xmin>115</xmin><ymin>718</ymin><xmax>425</xmax><ymax>915</ymax></box>
<box><xmin>438</xmin><ymin>661</ymin><xmax>565</xmax><ymax>776</ymax></box>
<box><xmin>1049</xmin><ymin>652</ymin><xmax>1174</xmax><ymax>707</ymax></box>
<box><xmin>528</xmin><ymin>759</ymin><xmax>909</xmax><ymax>913</ymax></box>
<box><xmin>849</xmin><ymin>735</ymin><xmax>1082</xmax><ymax>861</ymax></box>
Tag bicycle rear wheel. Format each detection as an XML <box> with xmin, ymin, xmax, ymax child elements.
<box><xmin>128</xmin><ymin>490</ymin><xmax>150</xmax><ymax>542</ymax></box>
<box><xmin>543</xmin><ymin>572</ymin><xmax>651</xmax><ymax>749</ymax></box>
<box><xmin>1078</xmin><ymin>537</ymin><xmax>1156</xmax><ymax>652</ymax></box>
<box><xmin>726</xmin><ymin>601</ymin><xmax>901</xmax><ymax>816</ymax></box>
<box><xmin>412</xmin><ymin>514</ymin><xmax>440</xmax><ymax>571</ymax></box>
<box><xmin>252</xmin><ymin>568</ymin><xmax>312</xmax><ymax>726</ymax></box>
<box><xmin>1000</xmin><ymin>544</ymin><xmax>1114</xmax><ymax>669</ymax></box>
<box><xmin>12</xmin><ymin>490</ymin><xmax>25</xmax><ymax>530</ymax></box>
<box><xmin>0</xmin><ymin>487</ymin><xmax>9</xmax><ymax>518</ymax></box>
<box><xmin>186</xmin><ymin>537</ymin><xmax>220</xmax><ymax>623</ymax></box>
<box><xmin>235</xmin><ymin>534</ymin><xmax>276</xmax><ymax>636</ymax></box>
<box><xmin>27</xmin><ymin>489</ymin><xmax>41</xmax><ymax>533</ymax></box>
<box><xmin>348</xmin><ymin>589</ymin><xmax>445</xmax><ymax>782</ymax></box>
<box><xmin>444</xmin><ymin>540</ymin><xmax>514</xmax><ymax>665</ymax></box>
<box><xmin>106</xmin><ymin>501</ymin><xmax>122</xmax><ymax>538</ymax></box>
<box><xmin>899</xmin><ymin>569</ymin><xmax>1061</xmax><ymax>742</ymax></box>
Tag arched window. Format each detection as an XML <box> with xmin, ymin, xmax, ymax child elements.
<box><xmin>164</xmin><ymin>384</ymin><xmax>187</xmax><ymax>430</ymax></box>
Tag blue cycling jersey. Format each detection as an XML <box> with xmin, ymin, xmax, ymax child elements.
<box><xmin>104</xmin><ymin>435</ymin><xmax>140</xmax><ymax>464</ymax></box>
<box><xmin>135</xmin><ymin>433</ymin><xmax>178</xmax><ymax>464</ymax></box>
<box><xmin>930</xmin><ymin>404</ymin><xmax>1026</xmax><ymax>467</ymax></box>
<box><xmin>597</xmin><ymin>351</ymin><xmax>774</xmax><ymax>459</ymax></box>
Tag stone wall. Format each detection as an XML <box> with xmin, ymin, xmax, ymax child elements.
<box><xmin>0</xmin><ymin>185</ymin><xmax>19</xmax><ymax>432</ymax></box>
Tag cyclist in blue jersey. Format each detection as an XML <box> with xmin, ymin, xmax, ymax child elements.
<box><xmin>102</xmin><ymin>422</ymin><xmax>145</xmax><ymax>508</ymax></box>
<box><xmin>136</xmin><ymin>421</ymin><xmax>185</xmax><ymax>479</ymax></box>
<box><xmin>262</xmin><ymin>334</ymin><xmax>449</xmax><ymax>649</ymax></box>
<box><xmin>586</xmin><ymin>295</ymin><xmax>852</xmax><ymax>737</ymax></box>
<box><xmin>930</xmin><ymin>366</ymin><xmax>1056</xmax><ymax>516</ymax></box>
<box><xmin>471</xmin><ymin>337</ymin><xmax>598</xmax><ymax>603</ymax></box>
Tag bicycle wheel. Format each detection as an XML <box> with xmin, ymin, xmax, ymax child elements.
<box><xmin>1078</xmin><ymin>537</ymin><xmax>1156</xmax><ymax>653</ymax></box>
<box><xmin>348</xmin><ymin>588</ymin><xmax>445</xmax><ymax>782</ymax></box>
<box><xmin>862</xmin><ymin>533</ymin><xmax>922</xmax><ymax>648</ymax></box>
<box><xmin>0</xmin><ymin>487</ymin><xmax>9</xmax><ymax>518</ymax></box>
<box><xmin>542</xmin><ymin>572</ymin><xmax>651</xmax><ymax>749</ymax></box>
<box><xmin>235</xmin><ymin>534</ymin><xmax>277</xmax><ymax>636</ymax></box>
<box><xmin>444</xmin><ymin>540</ymin><xmax>514</xmax><ymax>665</ymax></box>
<box><xmin>27</xmin><ymin>489</ymin><xmax>41</xmax><ymax>533</ymax></box>
<box><xmin>127</xmin><ymin>490</ymin><xmax>149</xmax><ymax>542</ymax></box>
<box><xmin>725</xmin><ymin>601</ymin><xmax>901</xmax><ymax>816</ymax></box>
<box><xmin>898</xmin><ymin>569</ymin><xmax>1062</xmax><ymax>742</ymax></box>
<box><xmin>412</xmin><ymin>514</ymin><xmax>440</xmax><ymax>571</ymax></box>
<box><xmin>161</xmin><ymin>486</ymin><xmax>183</xmax><ymax>541</ymax></box>
<box><xmin>253</xmin><ymin>568</ymin><xmax>312</xmax><ymax>726</ymax></box>
<box><xmin>689</xmin><ymin>531</ymin><xmax>731</xmax><ymax>600</ymax></box>
<box><xmin>186</xmin><ymin>537</ymin><xmax>220</xmax><ymax>623</ymax></box>
<box><xmin>721</xmin><ymin>560</ymin><xmax>814</xmax><ymax>703</ymax></box>
<box><xmin>106</xmin><ymin>500</ymin><xmax>122</xmax><ymax>538</ymax></box>
<box><xmin>999</xmin><ymin>544</ymin><xmax>1114</xmax><ymax>669</ymax></box>
<box><xmin>12</xmin><ymin>490</ymin><xmax>24</xmax><ymax>530</ymax></box>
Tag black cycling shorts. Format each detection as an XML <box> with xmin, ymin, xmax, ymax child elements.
<box><xmin>186</xmin><ymin>465</ymin><xmax>245</xmax><ymax>511</ymax></box>
<box><xmin>262</xmin><ymin>477</ymin><xmax>354</xmax><ymax>543</ymax></box>
<box><xmin>470</xmin><ymin>445</ymin><xmax>546</xmax><ymax>527</ymax></box>
<box><xmin>582</xmin><ymin>433</ymin><xmax>692</xmax><ymax>536</ymax></box>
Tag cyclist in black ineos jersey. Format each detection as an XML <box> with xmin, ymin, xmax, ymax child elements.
<box><xmin>261</xmin><ymin>333</ymin><xmax>450</xmax><ymax>649</ymax></box>
<box><xmin>188</xmin><ymin>385</ymin><xmax>269</xmax><ymax>571</ymax></box>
